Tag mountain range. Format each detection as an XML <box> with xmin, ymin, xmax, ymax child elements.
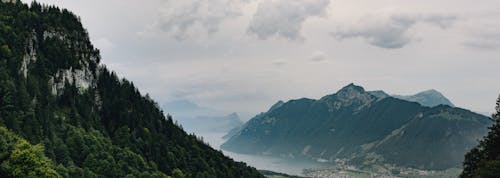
<box><xmin>368</xmin><ymin>89</ymin><xmax>455</xmax><ymax>107</ymax></box>
<box><xmin>222</xmin><ymin>84</ymin><xmax>492</xmax><ymax>170</ymax></box>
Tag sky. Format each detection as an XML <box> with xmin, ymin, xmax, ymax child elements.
<box><xmin>23</xmin><ymin>0</ymin><xmax>500</xmax><ymax>120</ymax></box>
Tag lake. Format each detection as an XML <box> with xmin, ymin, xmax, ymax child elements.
<box><xmin>199</xmin><ymin>132</ymin><xmax>331</xmax><ymax>176</ymax></box>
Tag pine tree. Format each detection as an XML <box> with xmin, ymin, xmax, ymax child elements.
<box><xmin>461</xmin><ymin>95</ymin><xmax>500</xmax><ymax>177</ymax></box>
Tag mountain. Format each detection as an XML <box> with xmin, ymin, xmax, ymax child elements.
<box><xmin>222</xmin><ymin>84</ymin><xmax>492</xmax><ymax>170</ymax></box>
<box><xmin>162</xmin><ymin>100</ymin><xmax>243</xmax><ymax>133</ymax></box>
<box><xmin>393</xmin><ymin>89</ymin><xmax>455</xmax><ymax>107</ymax></box>
<box><xmin>222</xmin><ymin>100</ymin><xmax>285</xmax><ymax>140</ymax></box>
<box><xmin>0</xmin><ymin>1</ymin><xmax>262</xmax><ymax>177</ymax></box>
<box><xmin>367</xmin><ymin>90</ymin><xmax>390</xmax><ymax>99</ymax></box>
<box><xmin>181</xmin><ymin>112</ymin><xmax>244</xmax><ymax>133</ymax></box>
<box><xmin>369</xmin><ymin>89</ymin><xmax>454</xmax><ymax>107</ymax></box>
<box><xmin>163</xmin><ymin>100</ymin><xmax>221</xmax><ymax>117</ymax></box>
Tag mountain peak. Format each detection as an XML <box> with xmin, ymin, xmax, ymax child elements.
<box><xmin>393</xmin><ymin>89</ymin><xmax>454</xmax><ymax>107</ymax></box>
<box><xmin>419</xmin><ymin>89</ymin><xmax>443</xmax><ymax>96</ymax></box>
<box><xmin>339</xmin><ymin>83</ymin><xmax>365</xmax><ymax>93</ymax></box>
<box><xmin>228</xmin><ymin>112</ymin><xmax>239</xmax><ymax>118</ymax></box>
<box><xmin>319</xmin><ymin>84</ymin><xmax>375</xmax><ymax>110</ymax></box>
<box><xmin>334</xmin><ymin>83</ymin><xmax>368</xmax><ymax>100</ymax></box>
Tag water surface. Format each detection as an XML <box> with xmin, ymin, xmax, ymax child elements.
<box><xmin>199</xmin><ymin>132</ymin><xmax>330</xmax><ymax>176</ymax></box>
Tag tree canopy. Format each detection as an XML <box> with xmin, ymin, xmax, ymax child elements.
<box><xmin>461</xmin><ymin>96</ymin><xmax>500</xmax><ymax>178</ymax></box>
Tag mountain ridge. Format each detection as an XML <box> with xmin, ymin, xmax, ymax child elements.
<box><xmin>222</xmin><ymin>84</ymin><xmax>491</xmax><ymax>170</ymax></box>
<box><xmin>393</xmin><ymin>89</ymin><xmax>455</xmax><ymax>107</ymax></box>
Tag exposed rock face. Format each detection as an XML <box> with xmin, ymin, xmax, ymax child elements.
<box><xmin>20</xmin><ymin>32</ymin><xmax>37</xmax><ymax>78</ymax></box>
<box><xmin>1</xmin><ymin>0</ymin><xmax>16</xmax><ymax>4</ymax></box>
<box><xmin>20</xmin><ymin>29</ymin><xmax>99</xmax><ymax>95</ymax></box>
<box><xmin>320</xmin><ymin>83</ymin><xmax>378</xmax><ymax>111</ymax></box>
<box><xmin>49</xmin><ymin>67</ymin><xmax>96</xmax><ymax>95</ymax></box>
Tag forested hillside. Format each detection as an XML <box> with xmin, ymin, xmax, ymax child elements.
<box><xmin>0</xmin><ymin>1</ymin><xmax>263</xmax><ymax>177</ymax></box>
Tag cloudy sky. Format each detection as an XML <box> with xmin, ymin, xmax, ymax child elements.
<box><xmin>24</xmin><ymin>0</ymin><xmax>500</xmax><ymax>119</ymax></box>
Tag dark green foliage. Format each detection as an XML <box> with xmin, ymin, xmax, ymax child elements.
<box><xmin>223</xmin><ymin>84</ymin><xmax>492</xmax><ymax>170</ymax></box>
<box><xmin>461</xmin><ymin>96</ymin><xmax>500</xmax><ymax>178</ymax></box>
<box><xmin>0</xmin><ymin>1</ymin><xmax>262</xmax><ymax>177</ymax></box>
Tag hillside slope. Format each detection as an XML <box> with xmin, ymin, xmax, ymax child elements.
<box><xmin>0</xmin><ymin>1</ymin><xmax>262</xmax><ymax>177</ymax></box>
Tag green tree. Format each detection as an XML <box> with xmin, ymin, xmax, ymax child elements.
<box><xmin>0</xmin><ymin>44</ymin><xmax>12</xmax><ymax>57</ymax></box>
<box><xmin>461</xmin><ymin>95</ymin><xmax>500</xmax><ymax>178</ymax></box>
<box><xmin>172</xmin><ymin>168</ymin><xmax>186</xmax><ymax>178</ymax></box>
<box><xmin>0</xmin><ymin>127</ymin><xmax>61</xmax><ymax>178</ymax></box>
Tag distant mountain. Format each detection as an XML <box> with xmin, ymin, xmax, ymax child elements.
<box><xmin>393</xmin><ymin>89</ymin><xmax>455</xmax><ymax>107</ymax></box>
<box><xmin>222</xmin><ymin>84</ymin><xmax>492</xmax><ymax>170</ymax></box>
<box><xmin>222</xmin><ymin>100</ymin><xmax>285</xmax><ymax>139</ymax></box>
<box><xmin>163</xmin><ymin>100</ymin><xmax>221</xmax><ymax>117</ymax></box>
<box><xmin>162</xmin><ymin>100</ymin><xmax>243</xmax><ymax>133</ymax></box>
<box><xmin>183</xmin><ymin>113</ymin><xmax>244</xmax><ymax>133</ymax></box>
<box><xmin>367</xmin><ymin>90</ymin><xmax>390</xmax><ymax>99</ymax></box>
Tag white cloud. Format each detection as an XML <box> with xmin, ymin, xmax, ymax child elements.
<box><xmin>310</xmin><ymin>51</ymin><xmax>327</xmax><ymax>62</ymax></box>
<box><xmin>247</xmin><ymin>0</ymin><xmax>330</xmax><ymax>41</ymax></box>
<box><xmin>332</xmin><ymin>11</ymin><xmax>457</xmax><ymax>49</ymax></box>
<box><xmin>141</xmin><ymin>0</ymin><xmax>245</xmax><ymax>40</ymax></box>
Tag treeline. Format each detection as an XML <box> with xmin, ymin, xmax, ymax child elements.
<box><xmin>0</xmin><ymin>1</ymin><xmax>263</xmax><ymax>177</ymax></box>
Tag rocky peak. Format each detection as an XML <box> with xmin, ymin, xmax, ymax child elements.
<box><xmin>321</xmin><ymin>84</ymin><xmax>377</xmax><ymax>110</ymax></box>
<box><xmin>335</xmin><ymin>83</ymin><xmax>366</xmax><ymax>100</ymax></box>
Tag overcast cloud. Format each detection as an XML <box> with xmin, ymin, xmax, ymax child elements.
<box><xmin>141</xmin><ymin>0</ymin><xmax>245</xmax><ymax>40</ymax></box>
<box><xmin>461</xmin><ymin>12</ymin><xmax>500</xmax><ymax>50</ymax></box>
<box><xmin>23</xmin><ymin>0</ymin><xmax>500</xmax><ymax>119</ymax></box>
<box><xmin>248</xmin><ymin>0</ymin><xmax>330</xmax><ymax>40</ymax></box>
<box><xmin>332</xmin><ymin>11</ymin><xmax>457</xmax><ymax>49</ymax></box>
